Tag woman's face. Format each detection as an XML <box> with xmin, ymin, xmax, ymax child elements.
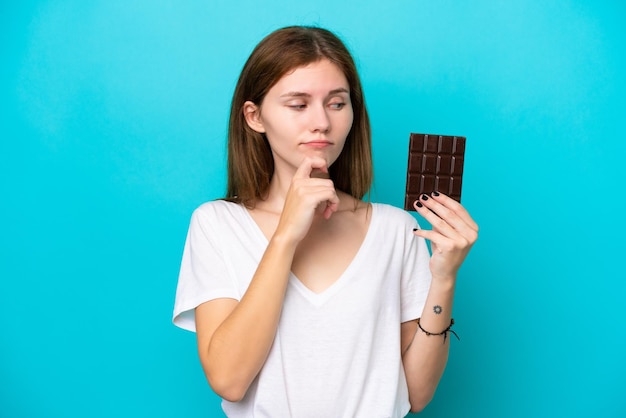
<box><xmin>245</xmin><ymin>59</ymin><xmax>354</xmax><ymax>175</ymax></box>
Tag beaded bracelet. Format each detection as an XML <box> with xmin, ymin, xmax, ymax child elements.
<box><xmin>416</xmin><ymin>318</ymin><xmax>460</xmax><ymax>344</ymax></box>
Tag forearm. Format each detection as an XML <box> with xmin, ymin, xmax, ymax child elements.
<box><xmin>402</xmin><ymin>277</ymin><xmax>457</xmax><ymax>413</ymax></box>
<box><xmin>203</xmin><ymin>233</ymin><xmax>297</xmax><ymax>400</ymax></box>
<box><xmin>200</xmin><ymin>158</ymin><xmax>342</xmax><ymax>400</ymax></box>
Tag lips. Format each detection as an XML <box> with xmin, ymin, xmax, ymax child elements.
<box><xmin>302</xmin><ymin>140</ymin><xmax>332</xmax><ymax>148</ymax></box>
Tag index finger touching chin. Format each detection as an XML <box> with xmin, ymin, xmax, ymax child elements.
<box><xmin>294</xmin><ymin>157</ymin><xmax>328</xmax><ymax>179</ymax></box>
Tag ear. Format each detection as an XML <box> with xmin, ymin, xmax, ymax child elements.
<box><xmin>243</xmin><ymin>101</ymin><xmax>265</xmax><ymax>133</ymax></box>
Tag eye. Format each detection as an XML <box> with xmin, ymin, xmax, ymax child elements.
<box><xmin>329</xmin><ymin>102</ymin><xmax>346</xmax><ymax>110</ymax></box>
<box><xmin>287</xmin><ymin>103</ymin><xmax>307</xmax><ymax>110</ymax></box>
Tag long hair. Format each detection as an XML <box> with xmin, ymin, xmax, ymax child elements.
<box><xmin>226</xmin><ymin>26</ymin><xmax>372</xmax><ymax>207</ymax></box>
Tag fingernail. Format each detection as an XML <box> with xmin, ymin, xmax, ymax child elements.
<box><xmin>412</xmin><ymin>228</ymin><xmax>418</xmax><ymax>231</ymax></box>
<box><xmin>432</xmin><ymin>191</ymin><xmax>440</xmax><ymax>197</ymax></box>
<box><xmin>415</xmin><ymin>201</ymin><xmax>423</xmax><ymax>208</ymax></box>
<box><xmin>421</xmin><ymin>194</ymin><xmax>429</xmax><ymax>201</ymax></box>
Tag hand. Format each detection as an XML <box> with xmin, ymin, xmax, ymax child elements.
<box><xmin>412</xmin><ymin>192</ymin><xmax>478</xmax><ymax>281</ymax></box>
<box><xmin>274</xmin><ymin>157</ymin><xmax>340</xmax><ymax>244</ymax></box>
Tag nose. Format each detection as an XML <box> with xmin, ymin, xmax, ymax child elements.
<box><xmin>310</xmin><ymin>104</ymin><xmax>330</xmax><ymax>133</ymax></box>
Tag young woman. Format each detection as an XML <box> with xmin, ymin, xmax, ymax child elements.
<box><xmin>173</xmin><ymin>26</ymin><xmax>478</xmax><ymax>417</ymax></box>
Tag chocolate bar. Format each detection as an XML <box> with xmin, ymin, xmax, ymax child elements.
<box><xmin>404</xmin><ymin>133</ymin><xmax>465</xmax><ymax>211</ymax></box>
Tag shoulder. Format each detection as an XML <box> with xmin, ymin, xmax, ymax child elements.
<box><xmin>372</xmin><ymin>203</ymin><xmax>419</xmax><ymax>229</ymax></box>
<box><xmin>193</xmin><ymin>199</ymin><xmax>240</xmax><ymax>218</ymax></box>
<box><xmin>189</xmin><ymin>199</ymin><xmax>245</xmax><ymax>230</ymax></box>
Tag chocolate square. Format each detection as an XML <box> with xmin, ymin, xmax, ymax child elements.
<box><xmin>404</xmin><ymin>133</ymin><xmax>466</xmax><ymax>211</ymax></box>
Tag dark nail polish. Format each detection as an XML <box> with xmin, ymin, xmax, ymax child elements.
<box><xmin>432</xmin><ymin>191</ymin><xmax>440</xmax><ymax>197</ymax></box>
<box><xmin>421</xmin><ymin>194</ymin><xmax>429</xmax><ymax>201</ymax></box>
<box><xmin>412</xmin><ymin>228</ymin><xmax>418</xmax><ymax>231</ymax></box>
<box><xmin>415</xmin><ymin>201</ymin><xmax>423</xmax><ymax>208</ymax></box>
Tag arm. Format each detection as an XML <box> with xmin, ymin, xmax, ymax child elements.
<box><xmin>195</xmin><ymin>233</ymin><xmax>296</xmax><ymax>402</ymax></box>
<box><xmin>401</xmin><ymin>192</ymin><xmax>478</xmax><ymax>413</ymax></box>
<box><xmin>195</xmin><ymin>157</ymin><xmax>339</xmax><ymax>402</ymax></box>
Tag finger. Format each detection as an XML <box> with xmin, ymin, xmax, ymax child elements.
<box><xmin>300</xmin><ymin>183</ymin><xmax>339</xmax><ymax>217</ymax></box>
<box><xmin>413</xmin><ymin>197</ymin><xmax>459</xmax><ymax>239</ymax></box>
<box><xmin>293</xmin><ymin>183</ymin><xmax>339</xmax><ymax>217</ymax></box>
<box><xmin>430</xmin><ymin>192</ymin><xmax>479</xmax><ymax>232</ymax></box>
<box><xmin>414</xmin><ymin>196</ymin><xmax>478</xmax><ymax>248</ymax></box>
<box><xmin>322</xmin><ymin>191</ymin><xmax>340</xmax><ymax>219</ymax></box>
<box><xmin>290</xmin><ymin>178</ymin><xmax>337</xmax><ymax>202</ymax></box>
<box><xmin>415</xmin><ymin>195</ymin><xmax>468</xmax><ymax>237</ymax></box>
<box><xmin>412</xmin><ymin>228</ymin><xmax>451</xmax><ymax>254</ymax></box>
<box><xmin>294</xmin><ymin>157</ymin><xmax>329</xmax><ymax>180</ymax></box>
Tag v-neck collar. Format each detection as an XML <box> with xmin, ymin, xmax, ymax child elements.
<box><xmin>237</xmin><ymin>202</ymin><xmax>378</xmax><ymax>306</ymax></box>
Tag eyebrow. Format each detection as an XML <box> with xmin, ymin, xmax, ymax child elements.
<box><xmin>280</xmin><ymin>88</ymin><xmax>350</xmax><ymax>98</ymax></box>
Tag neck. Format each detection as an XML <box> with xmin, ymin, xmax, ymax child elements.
<box><xmin>254</xmin><ymin>167</ymin><xmax>295</xmax><ymax>213</ymax></box>
<box><xmin>254</xmin><ymin>164</ymin><xmax>356</xmax><ymax>214</ymax></box>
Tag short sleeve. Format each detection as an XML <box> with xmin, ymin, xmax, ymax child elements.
<box><xmin>399</xmin><ymin>212</ymin><xmax>432</xmax><ymax>323</ymax></box>
<box><xmin>172</xmin><ymin>206</ymin><xmax>240</xmax><ymax>332</ymax></box>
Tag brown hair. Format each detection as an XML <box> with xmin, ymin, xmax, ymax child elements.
<box><xmin>225</xmin><ymin>26</ymin><xmax>372</xmax><ymax>207</ymax></box>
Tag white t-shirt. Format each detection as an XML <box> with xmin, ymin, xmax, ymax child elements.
<box><xmin>173</xmin><ymin>200</ymin><xmax>432</xmax><ymax>418</ymax></box>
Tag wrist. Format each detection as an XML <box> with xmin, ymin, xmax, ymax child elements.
<box><xmin>269</xmin><ymin>230</ymin><xmax>300</xmax><ymax>252</ymax></box>
<box><xmin>415</xmin><ymin>317</ymin><xmax>459</xmax><ymax>343</ymax></box>
<box><xmin>429</xmin><ymin>275</ymin><xmax>457</xmax><ymax>290</ymax></box>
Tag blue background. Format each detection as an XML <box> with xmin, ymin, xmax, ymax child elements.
<box><xmin>2</xmin><ymin>1</ymin><xmax>625</xmax><ymax>417</ymax></box>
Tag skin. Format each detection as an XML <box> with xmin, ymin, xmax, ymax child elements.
<box><xmin>194</xmin><ymin>59</ymin><xmax>479</xmax><ymax>411</ymax></box>
<box><xmin>402</xmin><ymin>192</ymin><xmax>478</xmax><ymax>411</ymax></box>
